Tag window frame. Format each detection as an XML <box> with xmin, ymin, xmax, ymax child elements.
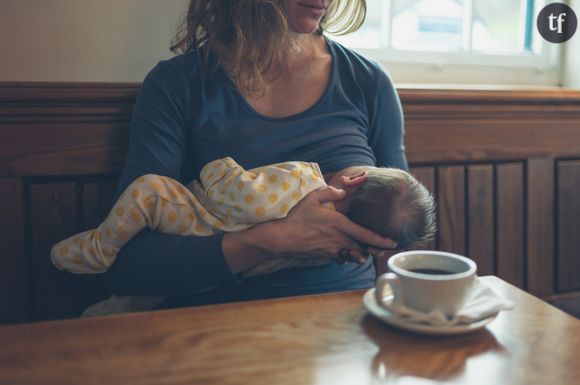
<box><xmin>330</xmin><ymin>0</ymin><xmax>563</xmax><ymax>87</ymax></box>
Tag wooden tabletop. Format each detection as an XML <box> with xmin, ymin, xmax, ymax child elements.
<box><xmin>1</xmin><ymin>276</ymin><xmax>578</xmax><ymax>385</ymax></box>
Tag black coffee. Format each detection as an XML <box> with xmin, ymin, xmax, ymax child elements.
<box><xmin>408</xmin><ymin>268</ymin><xmax>455</xmax><ymax>275</ymax></box>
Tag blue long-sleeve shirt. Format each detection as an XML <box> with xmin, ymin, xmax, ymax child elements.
<box><xmin>104</xmin><ymin>37</ymin><xmax>407</xmax><ymax>305</ymax></box>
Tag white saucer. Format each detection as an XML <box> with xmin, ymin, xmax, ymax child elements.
<box><xmin>363</xmin><ymin>288</ymin><xmax>498</xmax><ymax>336</ymax></box>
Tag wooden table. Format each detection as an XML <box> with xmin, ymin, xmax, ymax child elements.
<box><xmin>1</xmin><ymin>276</ymin><xmax>578</xmax><ymax>385</ymax></box>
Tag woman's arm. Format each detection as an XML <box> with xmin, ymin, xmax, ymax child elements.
<box><xmin>367</xmin><ymin>70</ymin><xmax>408</xmax><ymax>171</ymax></box>
<box><xmin>105</xmin><ymin>62</ymin><xmax>243</xmax><ymax>296</ymax></box>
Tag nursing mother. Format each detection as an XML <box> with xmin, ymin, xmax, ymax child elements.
<box><xmin>104</xmin><ymin>0</ymin><xmax>407</xmax><ymax>307</ymax></box>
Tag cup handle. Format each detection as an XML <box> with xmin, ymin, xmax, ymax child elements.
<box><xmin>375</xmin><ymin>273</ymin><xmax>403</xmax><ymax>310</ymax></box>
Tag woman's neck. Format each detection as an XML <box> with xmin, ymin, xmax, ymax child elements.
<box><xmin>265</xmin><ymin>33</ymin><xmax>326</xmax><ymax>79</ymax></box>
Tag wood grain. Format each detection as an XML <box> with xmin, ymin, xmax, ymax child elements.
<box><xmin>0</xmin><ymin>122</ymin><xmax>129</xmax><ymax>177</ymax></box>
<box><xmin>0</xmin><ymin>83</ymin><xmax>134</xmax><ymax>177</ymax></box>
<box><xmin>401</xmin><ymin>88</ymin><xmax>580</xmax><ymax>163</ymax></box>
<box><xmin>496</xmin><ymin>163</ymin><xmax>525</xmax><ymax>288</ymax></box>
<box><xmin>82</xmin><ymin>179</ymin><xmax>117</xmax><ymax>228</ymax></box>
<box><xmin>0</xmin><ymin>276</ymin><xmax>578</xmax><ymax>385</ymax></box>
<box><xmin>0</xmin><ymin>178</ymin><xmax>28</xmax><ymax>323</ymax></box>
<box><xmin>29</xmin><ymin>182</ymin><xmax>82</xmax><ymax>320</ymax></box>
<box><xmin>404</xmin><ymin>119</ymin><xmax>580</xmax><ymax>163</ymax></box>
<box><xmin>557</xmin><ymin>160</ymin><xmax>580</xmax><ymax>292</ymax></box>
<box><xmin>438</xmin><ymin>166</ymin><xmax>466</xmax><ymax>255</ymax></box>
<box><xmin>467</xmin><ymin>165</ymin><xmax>494</xmax><ymax>275</ymax></box>
<box><xmin>527</xmin><ymin>158</ymin><xmax>555</xmax><ymax>297</ymax></box>
<box><xmin>409</xmin><ymin>166</ymin><xmax>437</xmax><ymax>250</ymax></box>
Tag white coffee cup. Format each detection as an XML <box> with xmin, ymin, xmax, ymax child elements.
<box><xmin>375</xmin><ymin>250</ymin><xmax>477</xmax><ymax>318</ymax></box>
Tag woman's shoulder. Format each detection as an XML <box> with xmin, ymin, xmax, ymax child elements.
<box><xmin>144</xmin><ymin>49</ymin><xmax>209</xmax><ymax>85</ymax></box>
<box><xmin>326</xmin><ymin>37</ymin><xmax>392</xmax><ymax>83</ymax></box>
<box><xmin>325</xmin><ymin>37</ymin><xmax>396</xmax><ymax>101</ymax></box>
<box><xmin>140</xmin><ymin>47</ymin><xmax>228</xmax><ymax>106</ymax></box>
<box><xmin>325</xmin><ymin>37</ymin><xmax>397</xmax><ymax>109</ymax></box>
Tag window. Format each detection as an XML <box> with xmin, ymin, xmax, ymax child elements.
<box><xmin>331</xmin><ymin>0</ymin><xmax>561</xmax><ymax>87</ymax></box>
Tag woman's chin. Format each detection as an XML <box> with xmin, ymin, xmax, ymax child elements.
<box><xmin>290</xmin><ymin>19</ymin><xmax>321</xmax><ymax>34</ymax></box>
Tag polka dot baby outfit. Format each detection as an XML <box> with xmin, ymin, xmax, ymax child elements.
<box><xmin>51</xmin><ymin>157</ymin><xmax>330</xmax><ymax>276</ymax></box>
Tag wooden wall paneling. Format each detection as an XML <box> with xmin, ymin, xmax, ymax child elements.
<box><xmin>403</xmin><ymin>118</ymin><xmax>580</xmax><ymax>163</ymax></box>
<box><xmin>0</xmin><ymin>178</ymin><xmax>29</xmax><ymax>324</ymax></box>
<box><xmin>401</xmin><ymin>89</ymin><xmax>580</xmax><ymax>164</ymax></box>
<box><xmin>557</xmin><ymin>160</ymin><xmax>580</xmax><ymax>292</ymax></box>
<box><xmin>82</xmin><ymin>179</ymin><xmax>117</xmax><ymax>229</ymax></box>
<box><xmin>467</xmin><ymin>165</ymin><xmax>494</xmax><ymax>276</ymax></box>
<box><xmin>409</xmin><ymin>166</ymin><xmax>437</xmax><ymax>250</ymax></box>
<box><xmin>0</xmin><ymin>122</ymin><xmax>129</xmax><ymax>177</ymax></box>
<box><xmin>78</xmin><ymin>179</ymin><xmax>118</xmax><ymax>308</ymax></box>
<box><xmin>527</xmin><ymin>158</ymin><xmax>555</xmax><ymax>297</ymax></box>
<box><xmin>0</xmin><ymin>82</ymin><xmax>135</xmax><ymax>178</ymax></box>
<box><xmin>496</xmin><ymin>163</ymin><xmax>525</xmax><ymax>288</ymax></box>
<box><xmin>29</xmin><ymin>182</ymin><xmax>82</xmax><ymax>320</ymax></box>
<box><xmin>437</xmin><ymin>166</ymin><xmax>466</xmax><ymax>255</ymax></box>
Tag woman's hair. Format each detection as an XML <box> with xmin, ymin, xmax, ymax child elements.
<box><xmin>171</xmin><ymin>0</ymin><xmax>367</xmax><ymax>96</ymax></box>
<box><xmin>346</xmin><ymin>168</ymin><xmax>437</xmax><ymax>249</ymax></box>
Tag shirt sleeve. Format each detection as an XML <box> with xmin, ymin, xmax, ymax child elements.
<box><xmin>104</xmin><ymin>62</ymin><xmax>241</xmax><ymax>296</ymax></box>
<box><xmin>367</xmin><ymin>69</ymin><xmax>409</xmax><ymax>171</ymax></box>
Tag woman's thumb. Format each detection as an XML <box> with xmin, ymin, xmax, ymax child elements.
<box><xmin>313</xmin><ymin>186</ymin><xmax>346</xmax><ymax>204</ymax></box>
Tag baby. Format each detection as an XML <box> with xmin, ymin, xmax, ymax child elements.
<box><xmin>51</xmin><ymin>157</ymin><xmax>436</xmax><ymax>277</ymax></box>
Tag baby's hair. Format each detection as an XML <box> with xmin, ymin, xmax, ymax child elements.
<box><xmin>346</xmin><ymin>167</ymin><xmax>436</xmax><ymax>249</ymax></box>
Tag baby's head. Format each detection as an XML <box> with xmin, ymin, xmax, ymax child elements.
<box><xmin>328</xmin><ymin>166</ymin><xmax>436</xmax><ymax>249</ymax></box>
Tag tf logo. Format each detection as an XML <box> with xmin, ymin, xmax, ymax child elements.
<box><xmin>537</xmin><ymin>3</ymin><xmax>577</xmax><ymax>43</ymax></box>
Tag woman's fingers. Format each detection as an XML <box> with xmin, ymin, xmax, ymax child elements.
<box><xmin>276</xmin><ymin>186</ymin><xmax>397</xmax><ymax>264</ymax></box>
<box><xmin>347</xmin><ymin>248</ymin><xmax>369</xmax><ymax>264</ymax></box>
<box><xmin>367</xmin><ymin>247</ymin><xmax>389</xmax><ymax>259</ymax></box>
<box><xmin>335</xmin><ymin>215</ymin><xmax>397</xmax><ymax>250</ymax></box>
<box><xmin>311</xmin><ymin>185</ymin><xmax>347</xmax><ymax>204</ymax></box>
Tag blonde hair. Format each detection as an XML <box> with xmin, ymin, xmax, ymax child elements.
<box><xmin>346</xmin><ymin>168</ymin><xmax>437</xmax><ymax>249</ymax></box>
<box><xmin>171</xmin><ymin>0</ymin><xmax>367</xmax><ymax>96</ymax></box>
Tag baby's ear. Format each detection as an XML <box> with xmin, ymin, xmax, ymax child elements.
<box><xmin>341</xmin><ymin>171</ymin><xmax>368</xmax><ymax>187</ymax></box>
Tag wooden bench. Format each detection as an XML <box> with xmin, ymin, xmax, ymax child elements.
<box><xmin>2</xmin><ymin>83</ymin><xmax>580</xmax><ymax>324</ymax></box>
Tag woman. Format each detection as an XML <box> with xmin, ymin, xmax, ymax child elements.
<box><xmin>104</xmin><ymin>0</ymin><xmax>407</xmax><ymax>307</ymax></box>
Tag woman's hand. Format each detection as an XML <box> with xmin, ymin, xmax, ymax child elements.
<box><xmin>264</xmin><ymin>186</ymin><xmax>397</xmax><ymax>263</ymax></box>
<box><xmin>222</xmin><ymin>186</ymin><xmax>397</xmax><ymax>273</ymax></box>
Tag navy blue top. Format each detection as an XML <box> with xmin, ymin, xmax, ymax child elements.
<box><xmin>104</xmin><ymin>37</ymin><xmax>407</xmax><ymax>305</ymax></box>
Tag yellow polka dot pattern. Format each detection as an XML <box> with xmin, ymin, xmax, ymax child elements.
<box><xmin>131</xmin><ymin>209</ymin><xmax>141</xmax><ymax>222</ymax></box>
<box><xmin>198</xmin><ymin>158</ymin><xmax>327</xmax><ymax>225</ymax></box>
<box><xmin>280</xmin><ymin>204</ymin><xmax>290</xmax><ymax>214</ymax></box>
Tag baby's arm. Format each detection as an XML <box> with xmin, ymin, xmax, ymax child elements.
<box><xmin>198</xmin><ymin>157</ymin><xmax>328</xmax><ymax>226</ymax></box>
